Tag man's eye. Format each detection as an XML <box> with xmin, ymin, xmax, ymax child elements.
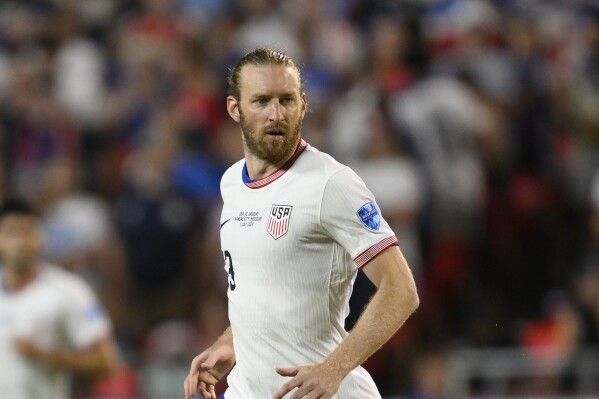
<box><xmin>255</xmin><ymin>99</ymin><xmax>268</xmax><ymax>105</ymax></box>
<box><xmin>280</xmin><ymin>98</ymin><xmax>293</xmax><ymax>105</ymax></box>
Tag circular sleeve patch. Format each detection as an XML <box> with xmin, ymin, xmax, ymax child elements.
<box><xmin>357</xmin><ymin>202</ymin><xmax>380</xmax><ymax>231</ymax></box>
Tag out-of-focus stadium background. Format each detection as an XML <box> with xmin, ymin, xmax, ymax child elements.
<box><xmin>1</xmin><ymin>0</ymin><xmax>599</xmax><ymax>397</ymax></box>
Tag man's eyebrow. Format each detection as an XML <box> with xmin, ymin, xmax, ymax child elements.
<box><xmin>249</xmin><ymin>92</ymin><xmax>297</xmax><ymax>100</ymax></box>
<box><xmin>249</xmin><ymin>93</ymin><xmax>270</xmax><ymax>99</ymax></box>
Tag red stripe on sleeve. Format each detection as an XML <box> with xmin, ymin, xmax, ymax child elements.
<box><xmin>354</xmin><ymin>236</ymin><xmax>398</xmax><ymax>269</ymax></box>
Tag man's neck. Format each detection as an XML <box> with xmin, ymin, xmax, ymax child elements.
<box><xmin>244</xmin><ymin>144</ymin><xmax>298</xmax><ymax>181</ymax></box>
<box><xmin>2</xmin><ymin>262</ymin><xmax>39</xmax><ymax>292</ymax></box>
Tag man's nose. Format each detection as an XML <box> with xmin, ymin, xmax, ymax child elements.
<box><xmin>268</xmin><ymin>100</ymin><xmax>285</xmax><ymax>122</ymax></box>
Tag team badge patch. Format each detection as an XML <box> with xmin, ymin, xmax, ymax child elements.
<box><xmin>357</xmin><ymin>202</ymin><xmax>380</xmax><ymax>231</ymax></box>
<box><xmin>267</xmin><ymin>204</ymin><xmax>292</xmax><ymax>239</ymax></box>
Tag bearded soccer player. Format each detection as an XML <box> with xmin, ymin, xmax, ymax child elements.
<box><xmin>0</xmin><ymin>199</ymin><xmax>119</xmax><ymax>399</ymax></box>
<box><xmin>184</xmin><ymin>48</ymin><xmax>419</xmax><ymax>399</ymax></box>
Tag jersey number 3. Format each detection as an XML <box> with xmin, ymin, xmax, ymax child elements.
<box><xmin>224</xmin><ymin>250</ymin><xmax>236</xmax><ymax>291</ymax></box>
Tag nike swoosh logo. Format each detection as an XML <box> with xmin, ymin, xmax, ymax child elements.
<box><xmin>220</xmin><ymin>218</ymin><xmax>231</xmax><ymax>228</ymax></box>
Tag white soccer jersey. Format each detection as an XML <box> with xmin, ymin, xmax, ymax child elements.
<box><xmin>0</xmin><ymin>263</ymin><xmax>111</xmax><ymax>399</ymax></box>
<box><xmin>220</xmin><ymin>140</ymin><xmax>397</xmax><ymax>399</ymax></box>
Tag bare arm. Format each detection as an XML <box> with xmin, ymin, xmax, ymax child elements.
<box><xmin>274</xmin><ymin>245</ymin><xmax>419</xmax><ymax>399</ymax></box>
<box><xmin>324</xmin><ymin>245</ymin><xmax>418</xmax><ymax>373</ymax></box>
<box><xmin>14</xmin><ymin>335</ymin><xmax>120</xmax><ymax>377</ymax></box>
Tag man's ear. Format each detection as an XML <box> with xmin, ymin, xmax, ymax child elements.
<box><xmin>227</xmin><ymin>96</ymin><xmax>240</xmax><ymax>123</ymax></box>
<box><xmin>301</xmin><ymin>92</ymin><xmax>307</xmax><ymax>116</ymax></box>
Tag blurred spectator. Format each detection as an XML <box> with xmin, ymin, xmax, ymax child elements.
<box><xmin>53</xmin><ymin>5</ymin><xmax>107</xmax><ymax>130</ymax></box>
<box><xmin>114</xmin><ymin>140</ymin><xmax>203</xmax><ymax>339</ymax></box>
<box><xmin>233</xmin><ymin>0</ymin><xmax>299</xmax><ymax>58</ymax></box>
<box><xmin>517</xmin><ymin>293</ymin><xmax>582</xmax><ymax>395</ymax></box>
<box><xmin>408</xmin><ymin>348</ymin><xmax>451</xmax><ymax>399</ymax></box>
<box><xmin>35</xmin><ymin>158</ymin><xmax>129</xmax><ymax>337</ymax></box>
<box><xmin>139</xmin><ymin>319</ymin><xmax>198</xmax><ymax>399</ymax></box>
<box><xmin>558</xmin><ymin>5</ymin><xmax>599</xmax><ymax>208</ymax></box>
<box><xmin>1</xmin><ymin>48</ymin><xmax>80</xmax><ymax>205</ymax></box>
<box><xmin>572</xmin><ymin>169</ymin><xmax>599</xmax><ymax>345</ymax></box>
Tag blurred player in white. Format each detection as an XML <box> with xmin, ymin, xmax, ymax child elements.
<box><xmin>184</xmin><ymin>48</ymin><xmax>419</xmax><ymax>399</ymax></box>
<box><xmin>0</xmin><ymin>198</ymin><xmax>120</xmax><ymax>399</ymax></box>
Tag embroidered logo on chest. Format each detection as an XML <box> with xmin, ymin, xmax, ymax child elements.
<box><xmin>267</xmin><ymin>204</ymin><xmax>292</xmax><ymax>239</ymax></box>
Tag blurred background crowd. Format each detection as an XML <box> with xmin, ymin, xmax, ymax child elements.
<box><xmin>2</xmin><ymin>0</ymin><xmax>599</xmax><ymax>397</ymax></box>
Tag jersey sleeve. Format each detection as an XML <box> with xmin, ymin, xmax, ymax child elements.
<box><xmin>320</xmin><ymin>167</ymin><xmax>398</xmax><ymax>268</ymax></box>
<box><xmin>61</xmin><ymin>277</ymin><xmax>111</xmax><ymax>349</ymax></box>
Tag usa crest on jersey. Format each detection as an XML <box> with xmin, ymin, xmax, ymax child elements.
<box><xmin>267</xmin><ymin>204</ymin><xmax>292</xmax><ymax>239</ymax></box>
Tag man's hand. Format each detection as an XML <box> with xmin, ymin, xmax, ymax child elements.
<box><xmin>13</xmin><ymin>338</ymin><xmax>48</xmax><ymax>363</ymax></box>
<box><xmin>273</xmin><ymin>363</ymin><xmax>344</xmax><ymax>399</ymax></box>
<box><xmin>14</xmin><ymin>336</ymin><xmax>120</xmax><ymax>376</ymax></box>
<box><xmin>184</xmin><ymin>343</ymin><xmax>235</xmax><ymax>399</ymax></box>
